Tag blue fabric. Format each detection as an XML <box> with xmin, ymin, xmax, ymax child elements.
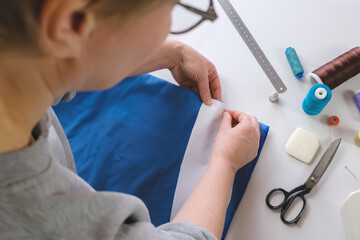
<box><xmin>53</xmin><ymin>74</ymin><xmax>269</xmax><ymax>238</ymax></box>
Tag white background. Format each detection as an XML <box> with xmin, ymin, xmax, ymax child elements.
<box><xmin>153</xmin><ymin>0</ymin><xmax>360</xmax><ymax>239</ymax></box>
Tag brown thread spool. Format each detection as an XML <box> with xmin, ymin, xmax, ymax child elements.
<box><xmin>307</xmin><ymin>47</ymin><xmax>360</xmax><ymax>89</ymax></box>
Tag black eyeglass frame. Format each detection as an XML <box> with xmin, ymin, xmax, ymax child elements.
<box><xmin>171</xmin><ymin>0</ymin><xmax>218</xmax><ymax>34</ymax></box>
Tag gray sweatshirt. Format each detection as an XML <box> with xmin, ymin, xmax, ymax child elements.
<box><xmin>0</xmin><ymin>107</ymin><xmax>217</xmax><ymax>240</ymax></box>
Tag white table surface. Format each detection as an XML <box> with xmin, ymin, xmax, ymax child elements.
<box><xmin>153</xmin><ymin>0</ymin><xmax>360</xmax><ymax>239</ymax></box>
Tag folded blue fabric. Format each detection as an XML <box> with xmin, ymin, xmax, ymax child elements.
<box><xmin>53</xmin><ymin>74</ymin><xmax>269</xmax><ymax>239</ymax></box>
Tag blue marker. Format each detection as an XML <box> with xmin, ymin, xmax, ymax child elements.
<box><xmin>285</xmin><ymin>47</ymin><xmax>304</xmax><ymax>79</ymax></box>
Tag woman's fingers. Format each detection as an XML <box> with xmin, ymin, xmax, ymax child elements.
<box><xmin>226</xmin><ymin>110</ymin><xmax>260</xmax><ymax>132</ymax></box>
<box><xmin>197</xmin><ymin>74</ymin><xmax>212</xmax><ymax>105</ymax></box>
<box><xmin>226</xmin><ymin>110</ymin><xmax>247</xmax><ymax>123</ymax></box>
<box><xmin>208</xmin><ymin>67</ymin><xmax>222</xmax><ymax>102</ymax></box>
<box><xmin>219</xmin><ymin>111</ymin><xmax>232</xmax><ymax>132</ymax></box>
<box><xmin>250</xmin><ymin>116</ymin><xmax>260</xmax><ymax>132</ymax></box>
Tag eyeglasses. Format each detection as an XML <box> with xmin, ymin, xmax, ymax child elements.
<box><xmin>171</xmin><ymin>0</ymin><xmax>218</xmax><ymax>34</ymax></box>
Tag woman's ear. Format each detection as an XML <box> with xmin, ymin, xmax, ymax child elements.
<box><xmin>38</xmin><ymin>0</ymin><xmax>95</xmax><ymax>59</ymax></box>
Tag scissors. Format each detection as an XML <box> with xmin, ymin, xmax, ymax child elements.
<box><xmin>265</xmin><ymin>138</ymin><xmax>341</xmax><ymax>224</ymax></box>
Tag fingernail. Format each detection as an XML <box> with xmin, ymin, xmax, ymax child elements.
<box><xmin>206</xmin><ymin>98</ymin><xmax>212</xmax><ymax>105</ymax></box>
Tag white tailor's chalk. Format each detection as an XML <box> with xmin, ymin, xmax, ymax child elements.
<box><xmin>285</xmin><ymin>128</ymin><xmax>319</xmax><ymax>164</ymax></box>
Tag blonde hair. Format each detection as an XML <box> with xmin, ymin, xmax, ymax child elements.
<box><xmin>95</xmin><ymin>0</ymin><xmax>174</xmax><ymax>18</ymax></box>
<box><xmin>0</xmin><ymin>0</ymin><xmax>44</xmax><ymax>51</ymax></box>
<box><xmin>0</xmin><ymin>0</ymin><xmax>173</xmax><ymax>52</ymax></box>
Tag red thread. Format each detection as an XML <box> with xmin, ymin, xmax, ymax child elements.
<box><xmin>328</xmin><ymin>116</ymin><xmax>340</xmax><ymax>126</ymax></box>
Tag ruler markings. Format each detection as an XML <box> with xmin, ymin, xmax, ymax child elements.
<box><xmin>218</xmin><ymin>0</ymin><xmax>287</xmax><ymax>93</ymax></box>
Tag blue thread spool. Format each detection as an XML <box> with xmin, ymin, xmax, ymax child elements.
<box><xmin>285</xmin><ymin>47</ymin><xmax>304</xmax><ymax>79</ymax></box>
<box><xmin>302</xmin><ymin>84</ymin><xmax>332</xmax><ymax>115</ymax></box>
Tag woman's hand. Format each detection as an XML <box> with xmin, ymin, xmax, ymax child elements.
<box><xmin>127</xmin><ymin>39</ymin><xmax>221</xmax><ymax>105</ymax></box>
<box><xmin>173</xmin><ymin>110</ymin><xmax>260</xmax><ymax>239</ymax></box>
<box><xmin>169</xmin><ymin>41</ymin><xmax>221</xmax><ymax>105</ymax></box>
<box><xmin>210</xmin><ymin>110</ymin><xmax>261</xmax><ymax>174</ymax></box>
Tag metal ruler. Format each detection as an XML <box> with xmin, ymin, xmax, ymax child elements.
<box><xmin>217</xmin><ymin>0</ymin><xmax>287</xmax><ymax>93</ymax></box>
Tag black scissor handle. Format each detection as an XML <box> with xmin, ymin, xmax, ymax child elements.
<box><xmin>265</xmin><ymin>188</ymin><xmax>289</xmax><ymax>209</ymax></box>
<box><xmin>266</xmin><ymin>184</ymin><xmax>311</xmax><ymax>224</ymax></box>
<box><xmin>280</xmin><ymin>194</ymin><xmax>306</xmax><ymax>224</ymax></box>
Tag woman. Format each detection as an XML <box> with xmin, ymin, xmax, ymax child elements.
<box><xmin>0</xmin><ymin>0</ymin><xmax>260</xmax><ymax>239</ymax></box>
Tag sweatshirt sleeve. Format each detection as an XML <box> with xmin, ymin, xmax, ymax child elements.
<box><xmin>157</xmin><ymin>222</ymin><xmax>217</xmax><ymax>240</ymax></box>
<box><xmin>93</xmin><ymin>192</ymin><xmax>217</xmax><ymax>240</ymax></box>
<box><xmin>105</xmin><ymin>193</ymin><xmax>217</xmax><ymax>240</ymax></box>
<box><xmin>2</xmin><ymin>157</ymin><xmax>218</xmax><ymax>240</ymax></box>
<box><xmin>22</xmin><ymin>188</ymin><xmax>218</xmax><ymax>240</ymax></box>
<box><xmin>112</xmin><ymin>218</ymin><xmax>218</xmax><ymax>240</ymax></box>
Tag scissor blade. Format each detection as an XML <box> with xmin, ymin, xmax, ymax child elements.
<box><xmin>305</xmin><ymin>138</ymin><xmax>341</xmax><ymax>189</ymax></box>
